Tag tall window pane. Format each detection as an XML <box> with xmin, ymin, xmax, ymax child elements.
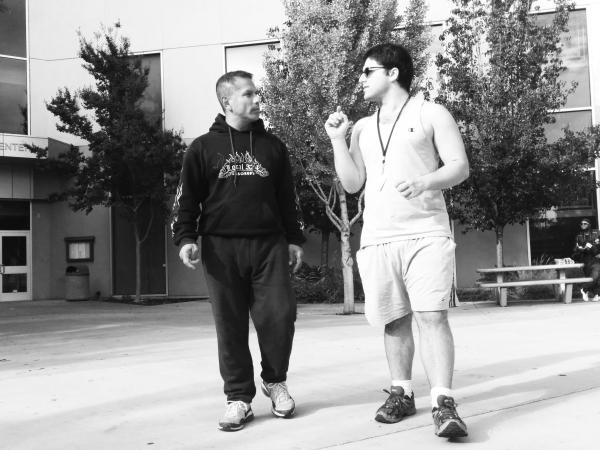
<box><xmin>536</xmin><ymin>9</ymin><xmax>590</xmax><ymax>109</ymax></box>
<box><xmin>560</xmin><ymin>10</ymin><xmax>590</xmax><ymax>108</ymax></box>
<box><xmin>140</xmin><ymin>54</ymin><xmax>162</xmax><ymax>126</ymax></box>
<box><xmin>0</xmin><ymin>0</ymin><xmax>26</xmax><ymax>57</ymax></box>
<box><xmin>0</xmin><ymin>57</ymin><xmax>27</xmax><ymax>134</ymax></box>
<box><xmin>130</xmin><ymin>54</ymin><xmax>162</xmax><ymax>126</ymax></box>
<box><xmin>422</xmin><ymin>24</ymin><xmax>443</xmax><ymax>94</ymax></box>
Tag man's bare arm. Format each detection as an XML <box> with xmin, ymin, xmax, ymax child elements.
<box><xmin>325</xmin><ymin>108</ymin><xmax>366</xmax><ymax>193</ymax></box>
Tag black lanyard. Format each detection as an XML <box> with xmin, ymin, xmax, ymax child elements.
<box><xmin>376</xmin><ymin>96</ymin><xmax>411</xmax><ymax>166</ymax></box>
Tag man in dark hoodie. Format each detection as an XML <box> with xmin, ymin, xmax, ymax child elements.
<box><xmin>171</xmin><ymin>70</ymin><xmax>305</xmax><ymax>432</ymax></box>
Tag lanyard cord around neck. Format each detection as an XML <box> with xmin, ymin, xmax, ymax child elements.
<box><xmin>376</xmin><ymin>95</ymin><xmax>411</xmax><ymax>167</ymax></box>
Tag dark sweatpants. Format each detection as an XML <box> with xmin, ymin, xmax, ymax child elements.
<box><xmin>201</xmin><ymin>234</ymin><xmax>296</xmax><ymax>403</ymax></box>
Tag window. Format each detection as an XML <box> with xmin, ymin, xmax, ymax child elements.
<box><xmin>545</xmin><ymin>110</ymin><xmax>593</xmax><ymax>143</ymax></box>
<box><xmin>424</xmin><ymin>23</ymin><xmax>444</xmax><ymax>92</ymax></box>
<box><xmin>130</xmin><ymin>53</ymin><xmax>162</xmax><ymax>126</ymax></box>
<box><xmin>0</xmin><ymin>0</ymin><xmax>27</xmax><ymax>135</ymax></box>
<box><xmin>225</xmin><ymin>42</ymin><xmax>276</xmax><ymax>87</ymax></box>
<box><xmin>537</xmin><ymin>9</ymin><xmax>590</xmax><ymax>109</ymax></box>
<box><xmin>529</xmin><ymin>9</ymin><xmax>593</xmax><ymax>262</ymax></box>
<box><xmin>539</xmin><ymin>9</ymin><xmax>592</xmax><ymax>143</ymax></box>
<box><xmin>0</xmin><ymin>200</ymin><xmax>29</xmax><ymax>230</ymax></box>
<box><xmin>65</xmin><ymin>237</ymin><xmax>95</xmax><ymax>263</ymax></box>
<box><xmin>0</xmin><ymin>0</ymin><xmax>26</xmax><ymax>57</ymax></box>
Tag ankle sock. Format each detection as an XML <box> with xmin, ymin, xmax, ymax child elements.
<box><xmin>430</xmin><ymin>386</ymin><xmax>452</xmax><ymax>408</ymax></box>
<box><xmin>391</xmin><ymin>380</ymin><xmax>413</xmax><ymax>396</ymax></box>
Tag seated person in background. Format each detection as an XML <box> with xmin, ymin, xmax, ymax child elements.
<box><xmin>572</xmin><ymin>218</ymin><xmax>600</xmax><ymax>302</ymax></box>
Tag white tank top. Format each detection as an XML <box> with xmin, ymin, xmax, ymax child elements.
<box><xmin>358</xmin><ymin>97</ymin><xmax>452</xmax><ymax>247</ymax></box>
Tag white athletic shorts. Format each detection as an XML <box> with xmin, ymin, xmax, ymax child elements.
<box><xmin>356</xmin><ymin>236</ymin><xmax>456</xmax><ymax>326</ymax></box>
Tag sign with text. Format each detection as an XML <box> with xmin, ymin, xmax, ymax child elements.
<box><xmin>0</xmin><ymin>135</ymin><xmax>47</xmax><ymax>159</ymax></box>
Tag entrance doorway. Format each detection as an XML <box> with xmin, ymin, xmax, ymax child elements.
<box><xmin>0</xmin><ymin>231</ymin><xmax>31</xmax><ymax>301</ymax></box>
<box><xmin>0</xmin><ymin>200</ymin><xmax>31</xmax><ymax>301</ymax></box>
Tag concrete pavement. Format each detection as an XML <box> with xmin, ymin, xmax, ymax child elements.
<box><xmin>1</xmin><ymin>298</ymin><xmax>599</xmax><ymax>449</ymax></box>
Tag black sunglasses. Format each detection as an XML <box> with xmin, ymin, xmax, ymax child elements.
<box><xmin>361</xmin><ymin>66</ymin><xmax>387</xmax><ymax>77</ymax></box>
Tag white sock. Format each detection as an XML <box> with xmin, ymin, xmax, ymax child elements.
<box><xmin>391</xmin><ymin>380</ymin><xmax>413</xmax><ymax>396</ymax></box>
<box><xmin>431</xmin><ymin>386</ymin><xmax>452</xmax><ymax>408</ymax></box>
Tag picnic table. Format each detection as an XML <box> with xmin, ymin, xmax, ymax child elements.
<box><xmin>476</xmin><ymin>263</ymin><xmax>591</xmax><ymax>306</ymax></box>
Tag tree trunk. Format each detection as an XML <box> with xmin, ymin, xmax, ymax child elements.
<box><xmin>337</xmin><ymin>182</ymin><xmax>354</xmax><ymax>314</ymax></box>
<box><xmin>495</xmin><ymin>226</ymin><xmax>504</xmax><ymax>268</ymax></box>
<box><xmin>134</xmin><ymin>224</ymin><xmax>142</xmax><ymax>303</ymax></box>
<box><xmin>495</xmin><ymin>226</ymin><xmax>504</xmax><ymax>304</ymax></box>
<box><xmin>320</xmin><ymin>229</ymin><xmax>330</xmax><ymax>267</ymax></box>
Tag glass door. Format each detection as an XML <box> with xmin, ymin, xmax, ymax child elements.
<box><xmin>0</xmin><ymin>231</ymin><xmax>31</xmax><ymax>301</ymax></box>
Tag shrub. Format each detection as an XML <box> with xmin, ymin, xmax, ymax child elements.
<box><xmin>514</xmin><ymin>254</ymin><xmax>561</xmax><ymax>299</ymax></box>
<box><xmin>292</xmin><ymin>263</ymin><xmax>364</xmax><ymax>303</ymax></box>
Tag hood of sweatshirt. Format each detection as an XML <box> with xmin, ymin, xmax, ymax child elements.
<box><xmin>209</xmin><ymin>113</ymin><xmax>266</xmax><ymax>134</ymax></box>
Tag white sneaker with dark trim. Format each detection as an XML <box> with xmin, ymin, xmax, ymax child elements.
<box><xmin>261</xmin><ymin>380</ymin><xmax>295</xmax><ymax>418</ymax></box>
<box><xmin>581</xmin><ymin>289</ymin><xmax>590</xmax><ymax>301</ymax></box>
<box><xmin>218</xmin><ymin>401</ymin><xmax>253</xmax><ymax>432</ymax></box>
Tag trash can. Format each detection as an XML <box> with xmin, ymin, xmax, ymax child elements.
<box><xmin>65</xmin><ymin>265</ymin><xmax>90</xmax><ymax>301</ymax></box>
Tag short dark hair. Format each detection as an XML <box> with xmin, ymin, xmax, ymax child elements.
<box><xmin>215</xmin><ymin>70</ymin><xmax>253</xmax><ymax>110</ymax></box>
<box><xmin>363</xmin><ymin>43</ymin><xmax>414</xmax><ymax>92</ymax></box>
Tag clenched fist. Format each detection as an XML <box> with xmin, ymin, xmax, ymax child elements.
<box><xmin>325</xmin><ymin>106</ymin><xmax>350</xmax><ymax>140</ymax></box>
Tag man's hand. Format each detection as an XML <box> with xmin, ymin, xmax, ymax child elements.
<box><xmin>179</xmin><ymin>243</ymin><xmax>200</xmax><ymax>270</ymax></box>
<box><xmin>394</xmin><ymin>177</ymin><xmax>427</xmax><ymax>199</ymax></box>
<box><xmin>325</xmin><ymin>106</ymin><xmax>350</xmax><ymax>140</ymax></box>
<box><xmin>585</xmin><ymin>242</ymin><xmax>593</xmax><ymax>249</ymax></box>
<box><xmin>288</xmin><ymin>244</ymin><xmax>303</xmax><ymax>274</ymax></box>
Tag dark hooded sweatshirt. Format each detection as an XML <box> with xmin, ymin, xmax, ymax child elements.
<box><xmin>171</xmin><ymin>114</ymin><xmax>305</xmax><ymax>247</ymax></box>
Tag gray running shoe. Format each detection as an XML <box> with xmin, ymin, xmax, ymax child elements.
<box><xmin>218</xmin><ymin>400</ymin><xmax>254</xmax><ymax>432</ymax></box>
<box><xmin>374</xmin><ymin>387</ymin><xmax>416</xmax><ymax>423</ymax></box>
<box><xmin>432</xmin><ymin>395</ymin><xmax>468</xmax><ymax>438</ymax></box>
<box><xmin>261</xmin><ymin>380</ymin><xmax>295</xmax><ymax>418</ymax></box>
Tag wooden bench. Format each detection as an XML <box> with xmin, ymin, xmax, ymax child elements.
<box><xmin>476</xmin><ymin>264</ymin><xmax>592</xmax><ymax>307</ymax></box>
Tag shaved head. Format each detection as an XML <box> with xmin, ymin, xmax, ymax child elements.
<box><xmin>216</xmin><ymin>70</ymin><xmax>253</xmax><ymax>111</ymax></box>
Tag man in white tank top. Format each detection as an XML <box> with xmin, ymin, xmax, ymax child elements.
<box><xmin>325</xmin><ymin>43</ymin><xmax>470</xmax><ymax>438</ymax></box>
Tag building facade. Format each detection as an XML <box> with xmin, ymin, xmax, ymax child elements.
<box><xmin>0</xmin><ymin>0</ymin><xmax>598</xmax><ymax>301</ymax></box>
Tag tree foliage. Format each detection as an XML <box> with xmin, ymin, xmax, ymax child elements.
<box><xmin>40</xmin><ymin>29</ymin><xmax>185</xmax><ymax>216</ymax></box>
<box><xmin>261</xmin><ymin>0</ymin><xmax>430</xmax><ymax>309</ymax></box>
<box><xmin>436</xmin><ymin>0</ymin><xmax>591</xmax><ymax>265</ymax></box>
<box><xmin>34</xmin><ymin>27</ymin><xmax>186</xmax><ymax>300</ymax></box>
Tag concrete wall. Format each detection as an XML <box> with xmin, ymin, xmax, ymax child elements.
<box><xmin>30</xmin><ymin>201</ymin><xmax>112</xmax><ymax>300</ymax></box>
<box><xmin>28</xmin><ymin>0</ymin><xmax>286</xmax><ymax>143</ymax></box>
<box><xmin>455</xmin><ymin>223</ymin><xmax>530</xmax><ymax>288</ymax></box>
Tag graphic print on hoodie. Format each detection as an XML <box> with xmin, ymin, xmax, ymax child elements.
<box><xmin>171</xmin><ymin>114</ymin><xmax>305</xmax><ymax>246</ymax></box>
<box><xmin>218</xmin><ymin>151</ymin><xmax>269</xmax><ymax>179</ymax></box>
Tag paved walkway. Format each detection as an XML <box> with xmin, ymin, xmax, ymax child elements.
<box><xmin>1</xmin><ymin>298</ymin><xmax>599</xmax><ymax>449</ymax></box>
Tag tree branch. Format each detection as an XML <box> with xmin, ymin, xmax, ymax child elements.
<box><xmin>349</xmin><ymin>189</ymin><xmax>365</xmax><ymax>227</ymax></box>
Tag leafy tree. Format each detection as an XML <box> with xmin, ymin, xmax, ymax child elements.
<box><xmin>436</xmin><ymin>0</ymin><xmax>591</xmax><ymax>268</ymax></box>
<box><xmin>33</xmin><ymin>28</ymin><xmax>186</xmax><ymax>302</ymax></box>
<box><xmin>261</xmin><ymin>0</ymin><xmax>430</xmax><ymax>313</ymax></box>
